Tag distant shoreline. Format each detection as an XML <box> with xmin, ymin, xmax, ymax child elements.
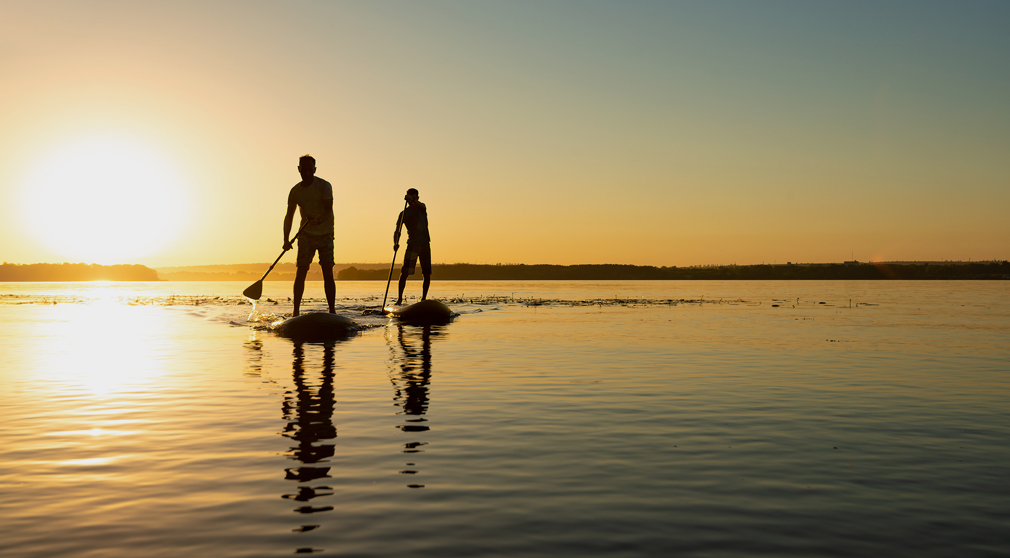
<box><xmin>337</xmin><ymin>262</ymin><xmax>1010</xmax><ymax>281</ymax></box>
<box><xmin>0</xmin><ymin>263</ymin><xmax>159</xmax><ymax>282</ymax></box>
<box><xmin>2</xmin><ymin>261</ymin><xmax>1007</xmax><ymax>281</ymax></box>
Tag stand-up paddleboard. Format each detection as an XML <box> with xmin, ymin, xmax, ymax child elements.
<box><xmin>383</xmin><ymin>299</ymin><xmax>453</xmax><ymax>324</ymax></box>
<box><xmin>274</xmin><ymin>312</ymin><xmax>358</xmax><ymax>342</ymax></box>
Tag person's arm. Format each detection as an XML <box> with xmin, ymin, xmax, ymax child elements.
<box><xmin>283</xmin><ymin>201</ymin><xmax>297</xmax><ymax>251</ymax></box>
<box><xmin>319</xmin><ymin>181</ymin><xmax>334</xmax><ymax>223</ymax></box>
<box><xmin>320</xmin><ymin>198</ymin><xmax>333</xmax><ymax>221</ymax></box>
<box><xmin>393</xmin><ymin>211</ymin><xmax>404</xmax><ymax>250</ymax></box>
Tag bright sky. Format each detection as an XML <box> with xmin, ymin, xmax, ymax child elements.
<box><xmin>1</xmin><ymin>1</ymin><xmax>1008</xmax><ymax>267</ymax></box>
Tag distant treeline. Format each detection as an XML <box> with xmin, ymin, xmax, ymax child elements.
<box><xmin>338</xmin><ymin>262</ymin><xmax>1010</xmax><ymax>281</ymax></box>
<box><xmin>5</xmin><ymin>261</ymin><xmax>1007</xmax><ymax>282</ymax></box>
<box><xmin>0</xmin><ymin>263</ymin><xmax>159</xmax><ymax>281</ymax></box>
<box><xmin>155</xmin><ymin>263</ymin><xmax>386</xmax><ymax>281</ymax></box>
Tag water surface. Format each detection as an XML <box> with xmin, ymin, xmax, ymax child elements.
<box><xmin>1</xmin><ymin>281</ymin><xmax>1008</xmax><ymax>557</ymax></box>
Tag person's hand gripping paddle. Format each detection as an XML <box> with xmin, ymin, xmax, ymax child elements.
<box><xmin>243</xmin><ymin>219</ymin><xmax>311</xmax><ymax>300</ymax></box>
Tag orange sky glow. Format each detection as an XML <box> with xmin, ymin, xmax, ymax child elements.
<box><xmin>1</xmin><ymin>1</ymin><xmax>1008</xmax><ymax>267</ymax></box>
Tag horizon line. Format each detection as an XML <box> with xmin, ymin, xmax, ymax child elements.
<box><xmin>5</xmin><ymin>259</ymin><xmax>1009</xmax><ymax>269</ymax></box>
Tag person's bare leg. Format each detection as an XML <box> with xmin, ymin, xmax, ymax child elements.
<box><xmin>422</xmin><ymin>273</ymin><xmax>430</xmax><ymax>300</ymax></box>
<box><xmin>293</xmin><ymin>265</ymin><xmax>309</xmax><ymax>316</ymax></box>
<box><xmin>321</xmin><ymin>263</ymin><xmax>336</xmax><ymax>313</ymax></box>
<box><xmin>396</xmin><ymin>272</ymin><xmax>407</xmax><ymax>305</ymax></box>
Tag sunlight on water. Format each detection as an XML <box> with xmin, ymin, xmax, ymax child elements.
<box><xmin>25</xmin><ymin>302</ymin><xmax>174</xmax><ymax>397</ymax></box>
<box><xmin>0</xmin><ymin>281</ymin><xmax>1008</xmax><ymax>557</ymax></box>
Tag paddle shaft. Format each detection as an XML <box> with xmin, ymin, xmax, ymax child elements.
<box><xmin>381</xmin><ymin>199</ymin><xmax>410</xmax><ymax>309</ymax></box>
<box><xmin>260</xmin><ymin>219</ymin><xmax>311</xmax><ymax>282</ymax></box>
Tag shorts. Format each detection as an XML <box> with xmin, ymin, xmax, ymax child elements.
<box><xmin>401</xmin><ymin>243</ymin><xmax>431</xmax><ymax>276</ymax></box>
<box><xmin>296</xmin><ymin>233</ymin><xmax>334</xmax><ymax>267</ymax></box>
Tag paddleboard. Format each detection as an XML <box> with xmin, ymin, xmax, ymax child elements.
<box><xmin>274</xmin><ymin>312</ymin><xmax>358</xmax><ymax>341</ymax></box>
<box><xmin>383</xmin><ymin>299</ymin><xmax>453</xmax><ymax>324</ymax></box>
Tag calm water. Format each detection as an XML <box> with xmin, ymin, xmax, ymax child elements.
<box><xmin>1</xmin><ymin>280</ymin><xmax>1008</xmax><ymax>557</ymax></box>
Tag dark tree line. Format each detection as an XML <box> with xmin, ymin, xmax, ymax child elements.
<box><xmin>0</xmin><ymin>263</ymin><xmax>160</xmax><ymax>281</ymax></box>
<box><xmin>338</xmin><ymin>262</ymin><xmax>1010</xmax><ymax>281</ymax></box>
<box><xmin>4</xmin><ymin>261</ymin><xmax>1005</xmax><ymax>282</ymax></box>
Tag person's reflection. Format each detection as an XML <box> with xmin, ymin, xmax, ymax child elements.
<box><xmin>389</xmin><ymin>324</ymin><xmax>442</xmax><ymax>488</ymax></box>
<box><xmin>282</xmin><ymin>341</ymin><xmax>337</xmax><ymax>532</ymax></box>
<box><xmin>243</xmin><ymin>334</ymin><xmax>263</xmax><ymax>379</ymax></box>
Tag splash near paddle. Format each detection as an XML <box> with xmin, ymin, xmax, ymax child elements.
<box><xmin>273</xmin><ymin>312</ymin><xmax>357</xmax><ymax>342</ymax></box>
<box><xmin>383</xmin><ymin>299</ymin><xmax>453</xmax><ymax>325</ymax></box>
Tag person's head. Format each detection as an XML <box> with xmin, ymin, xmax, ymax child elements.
<box><xmin>298</xmin><ymin>155</ymin><xmax>316</xmax><ymax>182</ymax></box>
<box><xmin>406</xmin><ymin>188</ymin><xmax>419</xmax><ymax>202</ymax></box>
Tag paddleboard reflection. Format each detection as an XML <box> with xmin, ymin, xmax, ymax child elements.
<box><xmin>388</xmin><ymin>323</ymin><xmax>447</xmax><ymax>488</ymax></box>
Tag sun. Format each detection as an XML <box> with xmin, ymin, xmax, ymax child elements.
<box><xmin>19</xmin><ymin>133</ymin><xmax>190</xmax><ymax>263</ymax></box>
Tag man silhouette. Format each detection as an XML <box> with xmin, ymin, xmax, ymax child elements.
<box><xmin>283</xmin><ymin>155</ymin><xmax>335</xmax><ymax>316</ymax></box>
<box><xmin>393</xmin><ymin>188</ymin><xmax>431</xmax><ymax>305</ymax></box>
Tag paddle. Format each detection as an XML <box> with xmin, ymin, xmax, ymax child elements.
<box><xmin>381</xmin><ymin>198</ymin><xmax>410</xmax><ymax>312</ymax></box>
<box><xmin>243</xmin><ymin>219</ymin><xmax>311</xmax><ymax>300</ymax></box>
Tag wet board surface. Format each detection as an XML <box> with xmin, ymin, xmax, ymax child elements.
<box><xmin>383</xmin><ymin>299</ymin><xmax>453</xmax><ymax>324</ymax></box>
<box><xmin>273</xmin><ymin>312</ymin><xmax>358</xmax><ymax>341</ymax></box>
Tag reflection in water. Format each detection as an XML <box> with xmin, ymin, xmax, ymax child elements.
<box><xmin>388</xmin><ymin>324</ymin><xmax>444</xmax><ymax>488</ymax></box>
<box><xmin>243</xmin><ymin>333</ymin><xmax>263</xmax><ymax>379</ymax></box>
<box><xmin>282</xmin><ymin>341</ymin><xmax>339</xmax><ymax>549</ymax></box>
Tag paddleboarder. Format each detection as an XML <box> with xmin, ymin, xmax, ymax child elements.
<box><xmin>393</xmin><ymin>188</ymin><xmax>431</xmax><ymax>305</ymax></box>
<box><xmin>283</xmin><ymin>155</ymin><xmax>335</xmax><ymax>316</ymax></box>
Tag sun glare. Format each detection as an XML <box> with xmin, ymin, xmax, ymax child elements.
<box><xmin>28</xmin><ymin>303</ymin><xmax>172</xmax><ymax>397</ymax></box>
<box><xmin>19</xmin><ymin>134</ymin><xmax>190</xmax><ymax>263</ymax></box>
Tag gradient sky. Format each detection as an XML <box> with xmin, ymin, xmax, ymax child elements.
<box><xmin>2</xmin><ymin>0</ymin><xmax>1008</xmax><ymax>267</ymax></box>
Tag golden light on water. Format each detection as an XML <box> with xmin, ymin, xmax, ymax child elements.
<box><xmin>18</xmin><ymin>134</ymin><xmax>191</xmax><ymax>264</ymax></box>
<box><xmin>28</xmin><ymin>301</ymin><xmax>173</xmax><ymax>397</ymax></box>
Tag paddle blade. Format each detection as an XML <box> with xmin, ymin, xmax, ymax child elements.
<box><xmin>243</xmin><ymin>280</ymin><xmax>263</xmax><ymax>300</ymax></box>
